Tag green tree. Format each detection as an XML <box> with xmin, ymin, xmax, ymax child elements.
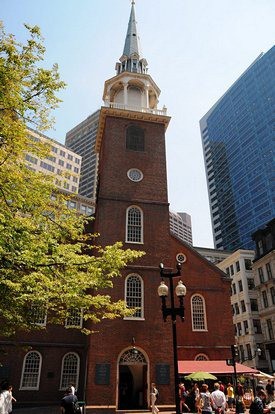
<box><xmin>0</xmin><ymin>22</ymin><xmax>143</xmax><ymax>336</ymax></box>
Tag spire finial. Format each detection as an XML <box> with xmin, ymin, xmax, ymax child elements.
<box><xmin>131</xmin><ymin>0</ymin><xmax>135</xmax><ymax>5</ymax></box>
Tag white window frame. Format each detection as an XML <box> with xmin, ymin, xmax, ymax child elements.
<box><xmin>191</xmin><ymin>294</ymin><xmax>208</xmax><ymax>331</ymax></box>
<box><xmin>124</xmin><ymin>274</ymin><xmax>144</xmax><ymax>320</ymax></box>
<box><xmin>125</xmin><ymin>206</ymin><xmax>143</xmax><ymax>244</ymax></box>
<box><xmin>20</xmin><ymin>351</ymin><xmax>42</xmax><ymax>390</ymax></box>
<box><xmin>31</xmin><ymin>305</ymin><xmax>47</xmax><ymax>327</ymax></box>
<box><xmin>65</xmin><ymin>308</ymin><xmax>83</xmax><ymax>328</ymax></box>
<box><xmin>60</xmin><ymin>352</ymin><xmax>80</xmax><ymax>391</ymax></box>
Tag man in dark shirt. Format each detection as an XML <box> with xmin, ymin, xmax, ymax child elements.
<box><xmin>249</xmin><ymin>389</ymin><xmax>270</xmax><ymax>414</ymax></box>
<box><xmin>61</xmin><ymin>387</ymin><xmax>78</xmax><ymax>414</ymax></box>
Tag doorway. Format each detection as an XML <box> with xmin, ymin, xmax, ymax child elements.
<box><xmin>118</xmin><ymin>349</ymin><xmax>148</xmax><ymax>410</ymax></box>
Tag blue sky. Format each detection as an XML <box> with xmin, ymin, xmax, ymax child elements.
<box><xmin>2</xmin><ymin>0</ymin><xmax>275</xmax><ymax>247</ymax></box>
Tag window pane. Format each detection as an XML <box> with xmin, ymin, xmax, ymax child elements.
<box><xmin>192</xmin><ymin>296</ymin><xmax>206</xmax><ymax>330</ymax></box>
<box><xmin>21</xmin><ymin>351</ymin><xmax>41</xmax><ymax>389</ymax></box>
<box><xmin>126</xmin><ymin>275</ymin><xmax>142</xmax><ymax>318</ymax></box>
<box><xmin>127</xmin><ymin>207</ymin><xmax>142</xmax><ymax>243</ymax></box>
<box><xmin>60</xmin><ymin>353</ymin><xmax>79</xmax><ymax>390</ymax></box>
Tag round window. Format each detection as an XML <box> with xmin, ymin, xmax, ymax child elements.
<box><xmin>176</xmin><ymin>253</ymin><xmax>187</xmax><ymax>264</ymax></box>
<box><xmin>127</xmin><ymin>168</ymin><xmax>143</xmax><ymax>182</ymax></box>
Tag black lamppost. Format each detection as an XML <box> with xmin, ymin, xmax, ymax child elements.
<box><xmin>158</xmin><ymin>263</ymin><xmax>186</xmax><ymax>414</ymax></box>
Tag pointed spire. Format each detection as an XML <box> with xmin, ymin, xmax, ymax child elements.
<box><xmin>122</xmin><ymin>0</ymin><xmax>141</xmax><ymax>58</ymax></box>
<box><xmin>115</xmin><ymin>1</ymin><xmax>148</xmax><ymax>75</ymax></box>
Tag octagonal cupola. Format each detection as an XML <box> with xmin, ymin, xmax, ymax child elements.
<box><xmin>102</xmin><ymin>0</ymin><xmax>166</xmax><ymax>115</ymax></box>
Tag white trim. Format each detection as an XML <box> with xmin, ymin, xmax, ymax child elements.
<box><xmin>125</xmin><ymin>205</ymin><xmax>144</xmax><ymax>244</ymax></box>
<box><xmin>20</xmin><ymin>350</ymin><xmax>42</xmax><ymax>390</ymax></box>
<box><xmin>191</xmin><ymin>294</ymin><xmax>208</xmax><ymax>331</ymax></box>
<box><xmin>124</xmin><ymin>273</ymin><xmax>144</xmax><ymax>319</ymax></box>
<box><xmin>65</xmin><ymin>308</ymin><xmax>83</xmax><ymax>328</ymax></box>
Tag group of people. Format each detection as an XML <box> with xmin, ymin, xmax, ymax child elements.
<box><xmin>0</xmin><ymin>384</ymin><xmax>16</xmax><ymax>414</ymax></box>
<box><xmin>178</xmin><ymin>381</ymin><xmax>273</xmax><ymax>414</ymax></box>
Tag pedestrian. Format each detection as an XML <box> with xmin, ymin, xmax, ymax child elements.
<box><xmin>70</xmin><ymin>384</ymin><xmax>76</xmax><ymax>396</ymax></box>
<box><xmin>235</xmin><ymin>395</ymin><xmax>246</xmax><ymax>414</ymax></box>
<box><xmin>249</xmin><ymin>389</ymin><xmax>271</xmax><ymax>414</ymax></box>
<box><xmin>179</xmin><ymin>383</ymin><xmax>190</xmax><ymax>413</ymax></box>
<box><xmin>0</xmin><ymin>384</ymin><xmax>16</xmax><ymax>414</ymax></box>
<box><xmin>61</xmin><ymin>387</ymin><xmax>78</xmax><ymax>414</ymax></box>
<box><xmin>211</xmin><ymin>382</ymin><xmax>226</xmax><ymax>414</ymax></box>
<box><xmin>151</xmin><ymin>383</ymin><xmax>159</xmax><ymax>414</ymax></box>
<box><xmin>226</xmin><ymin>382</ymin><xmax>235</xmax><ymax>409</ymax></box>
<box><xmin>266</xmin><ymin>380</ymin><xmax>274</xmax><ymax>403</ymax></box>
<box><xmin>197</xmin><ymin>383</ymin><xmax>212</xmax><ymax>414</ymax></box>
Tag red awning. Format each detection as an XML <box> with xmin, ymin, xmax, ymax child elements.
<box><xmin>178</xmin><ymin>360</ymin><xmax>259</xmax><ymax>375</ymax></box>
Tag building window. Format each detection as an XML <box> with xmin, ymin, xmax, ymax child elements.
<box><xmin>230</xmin><ymin>265</ymin><xmax>234</xmax><ymax>276</ymax></box>
<box><xmin>262</xmin><ymin>291</ymin><xmax>268</xmax><ymax>308</ymax></box>
<box><xmin>245</xmin><ymin>259</ymin><xmax>252</xmax><ymax>270</ymax></box>
<box><xmin>126</xmin><ymin>125</ymin><xmax>145</xmax><ymax>151</ymax></box>
<box><xmin>241</xmin><ymin>300</ymin><xmax>246</xmax><ymax>313</ymax></box>
<box><xmin>126</xmin><ymin>206</ymin><xmax>143</xmax><ymax>243</ymax></box>
<box><xmin>238</xmin><ymin>280</ymin><xmax>243</xmax><ymax>292</ymax></box>
<box><xmin>20</xmin><ymin>351</ymin><xmax>42</xmax><ymax>390</ymax></box>
<box><xmin>125</xmin><ymin>274</ymin><xmax>144</xmax><ymax>319</ymax></box>
<box><xmin>235</xmin><ymin>303</ymin><xmax>240</xmax><ymax>315</ymax></box>
<box><xmin>236</xmin><ymin>261</ymin><xmax>240</xmax><ymax>272</ymax></box>
<box><xmin>258</xmin><ymin>267</ymin><xmax>265</xmax><ymax>283</ymax></box>
<box><xmin>247</xmin><ymin>278</ymin><xmax>255</xmax><ymax>290</ymax></box>
<box><xmin>65</xmin><ymin>309</ymin><xmax>83</xmax><ymax>328</ymax></box>
<box><xmin>244</xmin><ymin>320</ymin><xmax>249</xmax><ymax>334</ymax></box>
<box><xmin>253</xmin><ymin>319</ymin><xmax>262</xmax><ymax>334</ymax></box>
<box><xmin>191</xmin><ymin>295</ymin><xmax>207</xmax><ymax>331</ymax></box>
<box><xmin>246</xmin><ymin>343</ymin><xmax>252</xmax><ymax>360</ymax></box>
<box><xmin>30</xmin><ymin>304</ymin><xmax>47</xmax><ymax>326</ymax></box>
<box><xmin>60</xmin><ymin>353</ymin><xmax>80</xmax><ymax>390</ymax></box>
<box><xmin>266</xmin><ymin>263</ymin><xmax>273</xmax><ymax>280</ymax></box>
<box><xmin>250</xmin><ymin>299</ymin><xmax>258</xmax><ymax>311</ymax></box>
<box><xmin>240</xmin><ymin>345</ymin><xmax>245</xmax><ymax>361</ymax></box>
<box><xmin>270</xmin><ymin>287</ymin><xmax>275</xmax><ymax>305</ymax></box>
<box><xmin>267</xmin><ymin>319</ymin><xmax>274</xmax><ymax>340</ymax></box>
<box><xmin>232</xmin><ymin>283</ymin><xmax>236</xmax><ymax>295</ymax></box>
<box><xmin>237</xmin><ymin>322</ymin><xmax>242</xmax><ymax>336</ymax></box>
<box><xmin>195</xmin><ymin>354</ymin><xmax>209</xmax><ymax>361</ymax></box>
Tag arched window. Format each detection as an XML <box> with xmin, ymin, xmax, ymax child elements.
<box><xmin>195</xmin><ymin>353</ymin><xmax>209</xmax><ymax>361</ymax></box>
<box><xmin>60</xmin><ymin>352</ymin><xmax>80</xmax><ymax>390</ymax></box>
<box><xmin>20</xmin><ymin>351</ymin><xmax>42</xmax><ymax>390</ymax></box>
<box><xmin>126</xmin><ymin>206</ymin><xmax>143</xmax><ymax>243</ymax></box>
<box><xmin>126</xmin><ymin>125</ymin><xmax>145</xmax><ymax>151</ymax></box>
<box><xmin>125</xmin><ymin>274</ymin><xmax>144</xmax><ymax>319</ymax></box>
<box><xmin>191</xmin><ymin>294</ymin><xmax>207</xmax><ymax>331</ymax></box>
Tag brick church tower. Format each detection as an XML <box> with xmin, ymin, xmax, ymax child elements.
<box><xmin>85</xmin><ymin>1</ymin><xmax>234</xmax><ymax>412</ymax></box>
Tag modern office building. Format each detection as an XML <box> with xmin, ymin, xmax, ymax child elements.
<box><xmin>65</xmin><ymin>110</ymin><xmax>100</xmax><ymax>200</ymax></box>
<box><xmin>26</xmin><ymin>127</ymin><xmax>82</xmax><ymax>194</ymax></box>
<box><xmin>26</xmin><ymin>128</ymin><xmax>95</xmax><ymax>215</ymax></box>
<box><xmin>200</xmin><ymin>45</ymin><xmax>275</xmax><ymax>251</ymax></box>
<box><xmin>169</xmin><ymin>211</ymin><xmax>193</xmax><ymax>245</ymax></box>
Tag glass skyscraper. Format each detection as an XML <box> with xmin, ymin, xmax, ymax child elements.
<box><xmin>200</xmin><ymin>45</ymin><xmax>274</xmax><ymax>251</ymax></box>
